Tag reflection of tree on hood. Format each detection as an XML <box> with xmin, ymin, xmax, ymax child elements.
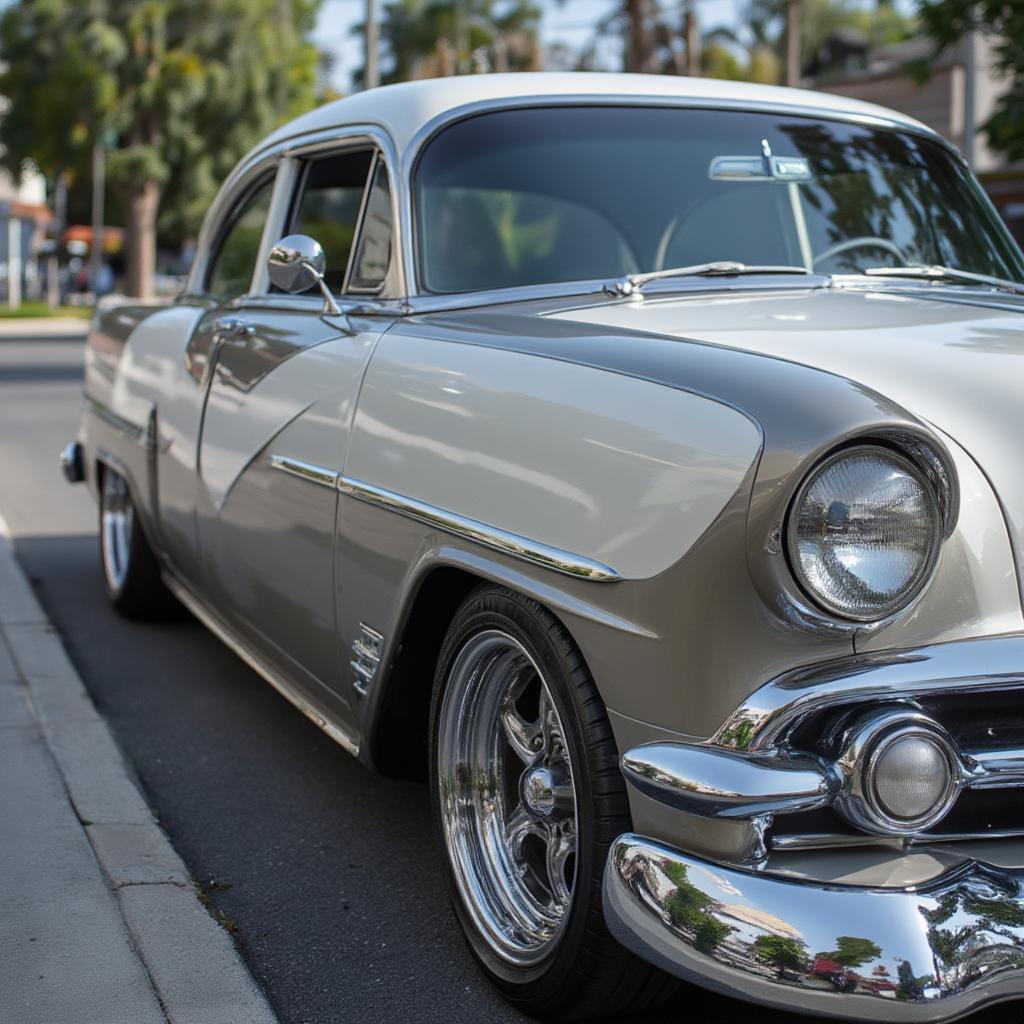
<box><xmin>754</xmin><ymin>934</ymin><xmax>809</xmax><ymax>975</ymax></box>
<box><xmin>816</xmin><ymin>935</ymin><xmax>883</xmax><ymax>968</ymax></box>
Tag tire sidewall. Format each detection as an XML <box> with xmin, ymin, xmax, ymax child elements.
<box><xmin>428</xmin><ymin>587</ymin><xmax>617</xmax><ymax>1003</ymax></box>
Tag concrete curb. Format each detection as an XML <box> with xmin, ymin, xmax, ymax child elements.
<box><xmin>0</xmin><ymin>513</ymin><xmax>279</xmax><ymax>1024</ymax></box>
<box><xmin>0</xmin><ymin>317</ymin><xmax>90</xmax><ymax>336</ymax></box>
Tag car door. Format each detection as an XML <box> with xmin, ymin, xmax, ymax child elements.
<box><xmin>194</xmin><ymin>143</ymin><xmax>397</xmax><ymax>698</ymax></box>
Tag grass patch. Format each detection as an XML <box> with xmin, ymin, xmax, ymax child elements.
<box><xmin>0</xmin><ymin>301</ymin><xmax>92</xmax><ymax>319</ymax></box>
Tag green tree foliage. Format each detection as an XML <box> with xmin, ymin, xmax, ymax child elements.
<box><xmin>707</xmin><ymin>0</ymin><xmax>914</xmax><ymax>84</ymax></box>
<box><xmin>818</xmin><ymin>935</ymin><xmax>883</xmax><ymax>968</ymax></box>
<box><xmin>754</xmin><ymin>934</ymin><xmax>810</xmax><ymax>973</ymax></box>
<box><xmin>365</xmin><ymin>0</ymin><xmax>540</xmax><ymax>84</ymax></box>
<box><xmin>662</xmin><ymin>862</ymin><xmax>735</xmax><ymax>955</ymax></box>
<box><xmin>0</xmin><ymin>0</ymin><xmax>322</xmax><ymax>296</ymax></box>
<box><xmin>917</xmin><ymin>0</ymin><xmax>1024</xmax><ymax>162</ymax></box>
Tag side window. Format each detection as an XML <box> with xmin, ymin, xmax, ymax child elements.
<box><xmin>206</xmin><ymin>177</ymin><xmax>275</xmax><ymax>299</ymax></box>
<box><xmin>290</xmin><ymin>150</ymin><xmax>373</xmax><ymax>293</ymax></box>
<box><xmin>348</xmin><ymin>157</ymin><xmax>393</xmax><ymax>292</ymax></box>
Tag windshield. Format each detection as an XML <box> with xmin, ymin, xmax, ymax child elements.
<box><xmin>414</xmin><ymin>106</ymin><xmax>1024</xmax><ymax>294</ymax></box>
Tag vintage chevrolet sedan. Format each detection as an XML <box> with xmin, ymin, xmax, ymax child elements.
<box><xmin>63</xmin><ymin>73</ymin><xmax>1024</xmax><ymax>1020</ymax></box>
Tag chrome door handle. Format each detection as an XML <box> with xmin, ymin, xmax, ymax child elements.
<box><xmin>212</xmin><ymin>316</ymin><xmax>255</xmax><ymax>339</ymax></box>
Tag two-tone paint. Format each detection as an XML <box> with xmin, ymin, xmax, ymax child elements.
<box><xmin>70</xmin><ymin>74</ymin><xmax>1024</xmax><ymax>1022</ymax></box>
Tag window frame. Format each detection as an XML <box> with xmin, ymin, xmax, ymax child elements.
<box><xmin>200</xmin><ymin>170</ymin><xmax>279</xmax><ymax>301</ymax></box>
<box><xmin>282</xmin><ymin>145</ymin><xmax>376</xmax><ymax>297</ymax></box>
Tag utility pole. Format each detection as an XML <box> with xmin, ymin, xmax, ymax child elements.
<box><xmin>684</xmin><ymin>0</ymin><xmax>700</xmax><ymax>76</ymax></box>
<box><xmin>784</xmin><ymin>0</ymin><xmax>801</xmax><ymax>87</ymax></box>
<box><xmin>962</xmin><ymin>20</ymin><xmax>977</xmax><ymax>169</ymax></box>
<box><xmin>364</xmin><ymin>0</ymin><xmax>379</xmax><ymax>89</ymax></box>
<box><xmin>89</xmin><ymin>139</ymin><xmax>105</xmax><ymax>297</ymax></box>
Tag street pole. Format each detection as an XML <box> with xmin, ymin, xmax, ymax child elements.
<box><xmin>364</xmin><ymin>0</ymin><xmax>379</xmax><ymax>89</ymax></box>
<box><xmin>7</xmin><ymin>217</ymin><xmax>21</xmax><ymax>310</ymax></box>
<box><xmin>684</xmin><ymin>0</ymin><xmax>700</xmax><ymax>76</ymax></box>
<box><xmin>89</xmin><ymin>139</ymin><xmax>105</xmax><ymax>296</ymax></box>
<box><xmin>785</xmin><ymin>0</ymin><xmax>801</xmax><ymax>87</ymax></box>
<box><xmin>963</xmin><ymin>23</ymin><xmax>976</xmax><ymax>170</ymax></box>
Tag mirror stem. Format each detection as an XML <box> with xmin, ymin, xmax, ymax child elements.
<box><xmin>316</xmin><ymin>277</ymin><xmax>342</xmax><ymax>316</ymax></box>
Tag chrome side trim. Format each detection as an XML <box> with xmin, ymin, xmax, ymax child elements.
<box><xmin>621</xmin><ymin>742</ymin><xmax>837</xmax><ymax>819</ymax></box>
<box><xmin>350</xmin><ymin>623</ymin><xmax>384</xmax><ymax>698</ymax></box>
<box><xmin>605</xmin><ymin>833</ymin><xmax>1024</xmax><ymax>1022</ymax></box>
<box><xmin>969</xmin><ymin>747</ymin><xmax>1024</xmax><ymax>788</ymax></box>
<box><xmin>771</xmin><ymin>827</ymin><xmax>1024</xmax><ymax>852</ymax></box>
<box><xmin>712</xmin><ymin>634</ymin><xmax>1024</xmax><ymax>752</ymax></box>
<box><xmin>338</xmin><ymin>476</ymin><xmax>620</xmax><ymax>582</ymax></box>
<box><xmin>163</xmin><ymin>572</ymin><xmax>359</xmax><ymax>757</ymax></box>
<box><xmin>269</xmin><ymin>454</ymin><xmax>339</xmax><ymax>489</ymax></box>
<box><xmin>85</xmin><ymin>396</ymin><xmax>147</xmax><ymax>445</ymax></box>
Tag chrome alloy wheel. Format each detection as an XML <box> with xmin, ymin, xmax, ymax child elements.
<box><xmin>437</xmin><ymin>629</ymin><xmax>579</xmax><ymax>966</ymax></box>
<box><xmin>101</xmin><ymin>469</ymin><xmax>134</xmax><ymax>593</ymax></box>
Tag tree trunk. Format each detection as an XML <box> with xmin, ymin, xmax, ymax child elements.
<box><xmin>125</xmin><ymin>179</ymin><xmax>160</xmax><ymax>300</ymax></box>
<box><xmin>626</xmin><ymin>0</ymin><xmax>650</xmax><ymax>72</ymax></box>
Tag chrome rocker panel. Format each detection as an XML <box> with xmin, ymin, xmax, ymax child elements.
<box><xmin>605</xmin><ymin>834</ymin><xmax>1024</xmax><ymax>1022</ymax></box>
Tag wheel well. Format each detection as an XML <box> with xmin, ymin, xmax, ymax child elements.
<box><xmin>369</xmin><ymin>566</ymin><xmax>482</xmax><ymax>780</ymax></box>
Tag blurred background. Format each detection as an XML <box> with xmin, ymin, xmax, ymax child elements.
<box><xmin>0</xmin><ymin>0</ymin><xmax>1018</xmax><ymax>310</ymax></box>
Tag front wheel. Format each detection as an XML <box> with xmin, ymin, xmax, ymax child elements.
<box><xmin>99</xmin><ymin>466</ymin><xmax>177</xmax><ymax>619</ymax></box>
<box><xmin>429</xmin><ymin>585</ymin><xmax>675</xmax><ymax>1020</ymax></box>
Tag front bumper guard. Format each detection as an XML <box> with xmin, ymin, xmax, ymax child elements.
<box><xmin>605</xmin><ymin>834</ymin><xmax>1024</xmax><ymax>1021</ymax></box>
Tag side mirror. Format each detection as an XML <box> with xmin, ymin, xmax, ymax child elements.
<box><xmin>267</xmin><ymin>234</ymin><xmax>341</xmax><ymax>315</ymax></box>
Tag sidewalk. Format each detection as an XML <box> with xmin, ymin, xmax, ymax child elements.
<box><xmin>0</xmin><ymin>317</ymin><xmax>89</xmax><ymax>337</ymax></box>
<box><xmin>0</xmin><ymin>521</ymin><xmax>279</xmax><ymax>1024</ymax></box>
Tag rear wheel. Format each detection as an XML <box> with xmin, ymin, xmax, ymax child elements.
<box><xmin>429</xmin><ymin>585</ymin><xmax>676</xmax><ymax>1020</ymax></box>
<box><xmin>99</xmin><ymin>466</ymin><xmax>177</xmax><ymax>619</ymax></box>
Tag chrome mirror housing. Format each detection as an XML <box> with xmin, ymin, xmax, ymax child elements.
<box><xmin>267</xmin><ymin>234</ymin><xmax>341</xmax><ymax>315</ymax></box>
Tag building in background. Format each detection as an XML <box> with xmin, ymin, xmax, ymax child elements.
<box><xmin>0</xmin><ymin>163</ymin><xmax>52</xmax><ymax>306</ymax></box>
<box><xmin>810</xmin><ymin>32</ymin><xmax>1024</xmax><ymax>246</ymax></box>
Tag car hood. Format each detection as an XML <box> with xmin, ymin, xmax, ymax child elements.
<box><xmin>549</xmin><ymin>285</ymin><xmax>1024</xmax><ymax>582</ymax></box>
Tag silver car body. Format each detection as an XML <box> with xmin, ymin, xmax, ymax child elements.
<box><xmin>72</xmin><ymin>73</ymin><xmax>1024</xmax><ymax>1019</ymax></box>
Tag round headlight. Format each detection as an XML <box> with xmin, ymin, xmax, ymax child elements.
<box><xmin>787</xmin><ymin>446</ymin><xmax>942</xmax><ymax>621</ymax></box>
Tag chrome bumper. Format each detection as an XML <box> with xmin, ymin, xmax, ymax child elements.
<box><xmin>605</xmin><ymin>834</ymin><xmax>1024</xmax><ymax>1021</ymax></box>
<box><xmin>60</xmin><ymin>440</ymin><xmax>84</xmax><ymax>483</ymax></box>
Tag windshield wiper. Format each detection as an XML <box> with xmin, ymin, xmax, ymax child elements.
<box><xmin>862</xmin><ymin>264</ymin><xmax>1024</xmax><ymax>298</ymax></box>
<box><xmin>606</xmin><ymin>261</ymin><xmax>811</xmax><ymax>297</ymax></box>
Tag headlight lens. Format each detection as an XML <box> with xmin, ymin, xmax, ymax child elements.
<box><xmin>787</xmin><ymin>447</ymin><xmax>942</xmax><ymax>621</ymax></box>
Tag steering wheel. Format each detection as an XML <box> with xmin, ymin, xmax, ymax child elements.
<box><xmin>813</xmin><ymin>236</ymin><xmax>907</xmax><ymax>271</ymax></box>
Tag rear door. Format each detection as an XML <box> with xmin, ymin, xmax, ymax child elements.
<box><xmin>194</xmin><ymin>141</ymin><xmax>397</xmax><ymax>696</ymax></box>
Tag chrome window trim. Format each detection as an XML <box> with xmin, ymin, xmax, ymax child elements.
<box><xmin>196</xmin><ymin>97</ymin><xmax>971</xmax><ymax>306</ymax></box>
<box><xmin>269</xmin><ymin>454</ymin><xmax>339</xmax><ymax>490</ymax></box>
<box><xmin>342</xmin><ymin>149</ymin><xmax>389</xmax><ymax>296</ymax></box>
<box><xmin>401</xmin><ymin>95</ymin><xmax>961</xmax><ymax>298</ymax></box>
<box><xmin>250</xmin><ymin>157</ymin><xmax>299</xmax><ymax>296</ymax></box>
<box><xmin>338</xmin><ymin>476</ymin><xmax>620</xmax><ymax>582</ymax></box>
<box><xmin>186</xmin><ymin>123</ymin><xmax>405</xmax><ymax>301</ymax></box>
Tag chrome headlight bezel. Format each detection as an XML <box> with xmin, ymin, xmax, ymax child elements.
<box><xmin>783</xmin><ymin>442</ymin><xmax>945</xmax><ymax>624</ymax></box>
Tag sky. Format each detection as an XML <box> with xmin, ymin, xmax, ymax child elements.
<box><xmin>314</xmin><ymin>0</ymin><xmax>746</xmax><ymax>91</ymax></box>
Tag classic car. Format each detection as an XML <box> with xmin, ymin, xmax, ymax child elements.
<box><xmin>62</xmin><ymin>72</ymin><xmax>1024</xmax><ymax>1021</ymax></box>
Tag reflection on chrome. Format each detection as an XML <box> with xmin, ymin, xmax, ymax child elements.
<box><xmin>605</xmin><ymin>834</ymin><xmax>1024</xmax><ymax>1021</ymax></box>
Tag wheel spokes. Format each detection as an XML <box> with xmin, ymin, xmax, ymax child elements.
<box><xmin>544</xmin><ymin>819</ymin><xmax>576</xmax><ymax>908</ymax></box>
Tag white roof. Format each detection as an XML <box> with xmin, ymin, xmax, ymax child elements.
<box><xmin>256</xmin><ymin>72</ymin><xmax>933</xmax><ymax>163</ymax></box>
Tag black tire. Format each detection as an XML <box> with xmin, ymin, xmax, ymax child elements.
<box><xmin>98</xmin><ymin>465</ymin><xmax>178</xmax><ymax>620</ymax></box>
<box><xmin>429</xmin><ymin>584</ymin><xmax>677</xmax><ymax>1020</ymax></box>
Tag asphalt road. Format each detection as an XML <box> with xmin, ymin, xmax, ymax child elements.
<box><xmin>0</xmin><ymin>331</ymin><xmax>1018</xmax><ymax>1024</ymax></box>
